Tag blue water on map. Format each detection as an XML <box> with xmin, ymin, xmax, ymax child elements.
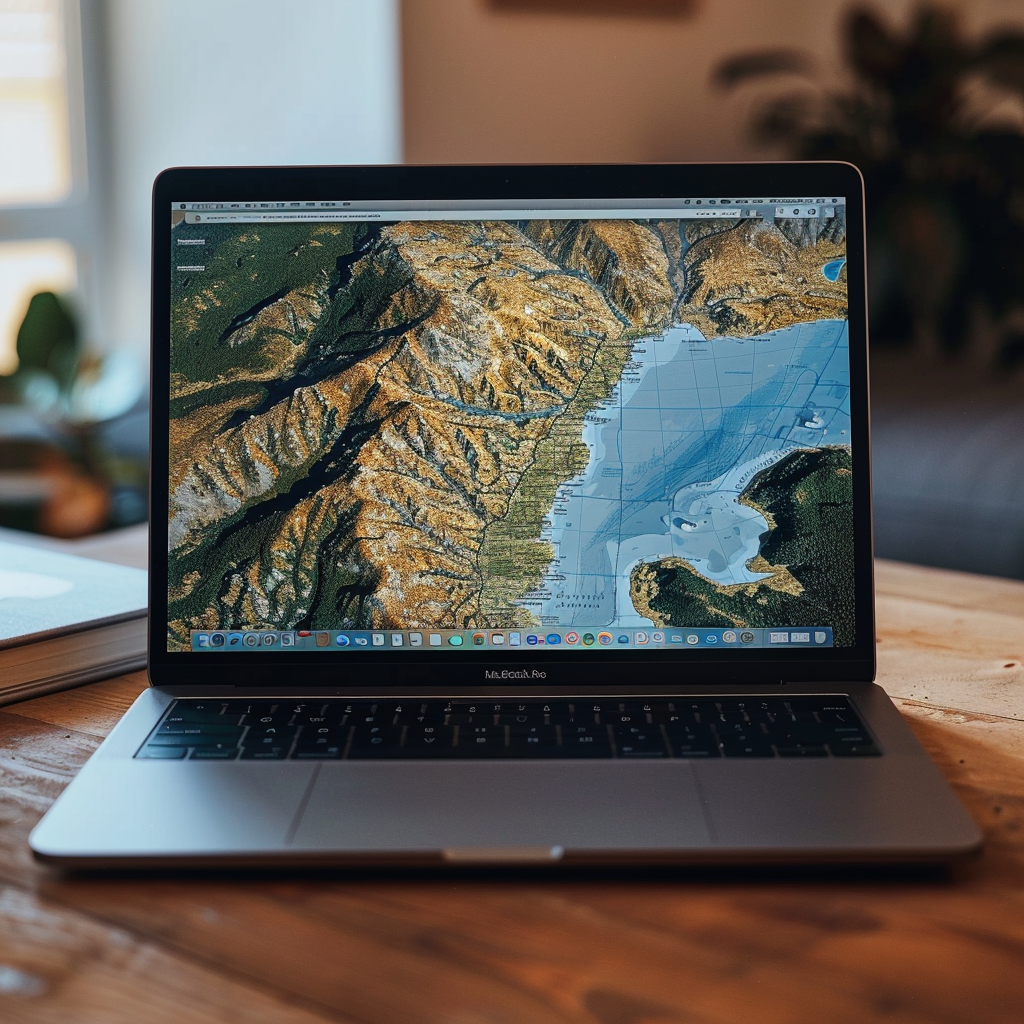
<box><xmin>518</xmin><ymin>318</ymin><xmax>851</xmax><ymax>628</ymax></box>
<box><xmin>822</xmin><ymin>258</ymin><xmax>847</xmax><ymax>282</ymax></box>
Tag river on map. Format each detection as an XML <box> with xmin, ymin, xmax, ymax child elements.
<box><xmin>516</xmin><ymin>318</ymin><xmax>851</xmax><ymax>628</ymax></box>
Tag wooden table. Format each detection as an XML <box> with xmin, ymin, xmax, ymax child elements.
<box><xmin>2</xmin><ymin>560</ymin><xmax>1022</xmax><ymax>1024</ymax></box>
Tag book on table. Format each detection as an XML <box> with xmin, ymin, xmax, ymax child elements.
<box><xmin>0</xmin><ymin>541</ymin><xmax>147</xmax><ymax>705</ymax></box>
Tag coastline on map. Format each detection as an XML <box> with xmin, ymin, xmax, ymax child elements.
<box><xmin>521</xmin><ymin>317</ymin><xmax>851</xmax><ymax>629</ymax></box>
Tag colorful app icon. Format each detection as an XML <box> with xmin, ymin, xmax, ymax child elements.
<box><xmin>545</xmin><ymin>633</ymin><xmax>562</xmax><ymax>645</ymax></box>
<box><xmin>686</xmin><ymin>634</ymin><xmax>699</xmax><ymax>645</ymax></box>
<box><xmin>472</xmin><ymin>632</ymin><xmax>486</xmax><ymax>646</ymax></box>
<box><xmin>635</xmin><ymin>631</ymin><xmax>649</xmax><ymax>645</ymax></box>
<box><xmin>371</xmin><ymin>633</ymin><xmax>385</xmax><ymax>647</ymax></box>
<box><xmin>564</xmin><ymin>631</ymin><xmax>579</xmax><ymax>645</ymax></box>
<box><xmin>769</xmin><ymin>632</ymin><xmax>789</xmax><ymax>644</ymax></box>
<box><xmin>670</xmin><ymin>633</ymin><xmax>683</xmax><ymax>643</ymax></box>
<box><xmin>196</xmin><ymin>633</ymin><xmax>209</xmax><ymax>647</ymax></box>
<box><xmin>336</xmin><ymin>634</ymin><xmax>350</xmax><ymax>647</ymax></box>
<box><xmin>491</xmin><ymin>633</ymin><xmax>505</xmax><ymax>645</ymax></box>
<box><xmin>582</xmin><ymin>632</ymin><xmax>595</xmax><ymax>646</ymax></box>
<box><xmin>354</xmin><ymin>635</ymin><xmax>369</xmax><ymax>646</ymax></box>
<box><xmin>722</xmin><ymin>630</ymin><xmax>737</xmax><ymax>643</ymax></box>
<box><xmin>227</xmin><ymin>633</ymin><xmax>243</xmax><ymax>648</ymax></box>
<box><xmin>262</xmin><ymin>633</ymin><xmax>277</xmax><ymax>646</ymax></box>
<box><xmin>508</xmin><ymin>632</ymin><xmax>521</xmax><ymax>647</ymax></box>
<box><xmin>617</xmin><ymin>634</ymin><xmax>629</xmax><ymax>644</ymax></box>
<box><xmin>316</xmin><ymin>631</ymin><xmax>330</xmax><ymax>647</ymax></box>
<box><xmin>209</xmin><ymin>632</ymin><xmax>225</xmax><ymax>647</ymax></box>
<box><xmin>705</xmin><ymin>633</ymin><xmax>718</xmax><ymax>644</ymax></box>
<box><xmin>791</xmin><ymin>632</ymin><xmax>810</xmax><ymax>643</ymax></box>
<box><xmin>448</xmin><ymin>634</ymin><xmax>464</xmax><ymax>646</ymax></box>
<box><xmin>242</xmin><ymin>633</ymin><xmax>259</xmax><ymax>648</ymax></box>
<box><xmin>390</xmin><ymin>633</ymin><xmax>404</xmax><ymax>647</ymax></box>
<box><xmin>597</xmin><ymin>631</ymin><xmax>613</xmax><ymax>646</ymax></box>
<box><xmin>740</xmin><ymin>630</ymin><xmax>755</xmax><ymax>644</ymax></box>
<box><xmin>527</xmin><ymin>634</ymin><xmax>539</xmax><ymax>646</ymax></box>
<box><xmin>815</xmin><ymin>631</ymin><xmax>827</xmax><ymax>644</ymax></box>
<box><xmin>298</xmin><ymin>630</ymin><xmax>312</xmax><ymax>637</ymax></box>
<box><xmin>409</xmin><ymin>632</ymin><xmax>423</xmax><ymax>646</ymax></box>
<box><xmin>280</xmin><ymin>632</ymin><xmax>295</xmax><ymax>647</ymax></box>
<box><xmin>429</xmin><ymin>633</ymin><xmax>442</xmax><ymax>646</ymax></box>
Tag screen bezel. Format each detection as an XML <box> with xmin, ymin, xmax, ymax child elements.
<box><xmin>149</xmin><ymin>162</ymin><xmax>875</xmax><ymax>692</ymax></box>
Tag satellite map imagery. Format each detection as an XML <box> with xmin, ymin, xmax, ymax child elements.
<box><xmin>166</xmin><ymin>209</ymin><xmax>853</xmax><ymax>651</ymax></box>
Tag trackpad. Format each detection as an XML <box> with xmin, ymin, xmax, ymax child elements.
<box><xmin>291</xmin><ymin>762</ymin><xmax>710</xmax><ymax>854</ymax></box>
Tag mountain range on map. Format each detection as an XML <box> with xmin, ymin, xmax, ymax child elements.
<box><xmin>166</xmin><ymin>213</ymin><xmax>850</xmax><ymax>649</ymax></box>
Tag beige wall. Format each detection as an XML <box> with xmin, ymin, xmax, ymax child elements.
<box><xmin>402</xmin><ymin>0</ymin><xmax>1024</xmax><ymax>164</ymax></box>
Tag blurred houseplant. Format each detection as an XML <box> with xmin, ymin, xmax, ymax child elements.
<box><xmin>0</xmin><ymin>291</ymin><xmax>146</xmax><ymax>537</ymax></box>
<box><xmin>715</xmin><ymin>3</ymin><xmax>1024</xmax><ymax>361</ymax></box>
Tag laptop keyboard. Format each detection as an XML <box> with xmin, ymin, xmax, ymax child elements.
<box><xmin>135</xmin><ymin>697</ymin><xmax>880</xmax><ymax>760</ymax></box>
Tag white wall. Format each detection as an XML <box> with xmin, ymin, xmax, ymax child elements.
<box><xmin>101</xmin><ymin>0</ymin><xmax>401</xmax><ymax>356</ymax></box>
<box><xmin>403</xmin><ymin>0</ymin><xmax>1024</xmax><ymax>164</ymax></box>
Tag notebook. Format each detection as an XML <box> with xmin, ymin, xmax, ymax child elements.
<box><xmin>0</xmin><ymin>540</ymin><xmax>146</xmax><ymax>705</ymax></box>
<box><xmin>29</xmin><ymin>162</ymin><xmax>981</xmax><ymax>867</ymax></box>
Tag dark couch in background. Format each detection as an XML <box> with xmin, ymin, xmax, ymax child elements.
<box><xmin>871</xmin><ymin>351</ymin><xmax>1024</xmax><ymax>580</ymax></box>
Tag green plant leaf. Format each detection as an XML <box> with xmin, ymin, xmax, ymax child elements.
<box><xmin>14</xmin><ymin>291</ymin><xmax>79</xmax><ymax>389</ymax></box>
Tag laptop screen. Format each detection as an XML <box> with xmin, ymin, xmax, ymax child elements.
<box><xmin>165</xmin><ymin>191</ymin><xmax>853</xmax><ymax>661</ymax></box>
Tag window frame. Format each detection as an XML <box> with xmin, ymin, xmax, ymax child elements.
<box><xmin>0</xmin><ymin>0</ymin><xmax>110</xmax><ymax>348</ymax></box>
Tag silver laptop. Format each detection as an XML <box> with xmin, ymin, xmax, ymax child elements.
<box><xmin>30</xmin><ymin>162</ymin><xmax>981</xmax><ymax>867</ymax></box>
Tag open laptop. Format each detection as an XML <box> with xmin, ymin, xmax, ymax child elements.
<box><xmin>30</xmin><ymin>162</ymin><xmax>981</xmax><ymax>867</ymax></box>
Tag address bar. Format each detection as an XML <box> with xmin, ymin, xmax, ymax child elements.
<box><xmin>186</xmin><ymin>208</ymin><xmax>747</xmax><ymax>224</ymax></box>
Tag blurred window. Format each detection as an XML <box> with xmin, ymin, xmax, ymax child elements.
<box><xmin>0</xmin><ymin>0</ymin><xmax>72</xmax><ymax>204</ymax></box>
<box><xmin>0</xmin><ymin>0</ymin><xmax>83</xmax><ymax>375</ymax></box>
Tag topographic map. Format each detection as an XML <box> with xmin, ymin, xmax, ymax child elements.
<box><xmin>166</xmin><ymin>212</ymin><xmax>853</xmax><ymax>650</ymax></box>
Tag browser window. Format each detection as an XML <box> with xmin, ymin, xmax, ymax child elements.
<box><xmin>166</xmin><ymin>196</ymin><xmax>850</xmax><ymax>654</ymax></box>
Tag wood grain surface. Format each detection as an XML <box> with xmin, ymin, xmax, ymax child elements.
<box><xmin>1</xmin><ymin>559</ymin><xmax>1022</xmax><ymax>1024</ymax></box>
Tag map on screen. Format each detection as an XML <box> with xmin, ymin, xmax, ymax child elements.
<box><xmin>166</xmin><ymin>210</ymin><xmax>853</xmax><ymax>651</ymax></box>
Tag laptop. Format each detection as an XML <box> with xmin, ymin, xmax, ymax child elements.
<box><xmin>30</xmin><ymin>162</ymin><xmax>981</xmax><ymax>867</ymax></box>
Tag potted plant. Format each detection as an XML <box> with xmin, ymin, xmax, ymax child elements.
<box><xmin>714</xmin><ymin>3</ymin><xmax>1024</xmax><ymax>362</ymax></box>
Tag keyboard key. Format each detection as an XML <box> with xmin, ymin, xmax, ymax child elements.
<box><xmin>548</xmin><ymin>714</ymin><xmax>598</xmax><ymax>727</ymax></box>
<box><xmin>148</xmin><ymin>733</ymin><xmax>239</xmax><ymax>748</ymax></box>
<box><xmin>829</xmin><ymin>742</ymin><xmax>881</xmax><ymax>756</ymax></box>
<box><xmin>452</xmin><ymin>732</ymin><xmax>508</xmax><ymax>756</ymax></box>
<box><xmin>560</xmin><ymin>732</ymin><xmax>612</xmax><ymax>757</ymax></box>
<box><xmin>295</xmin><ymin>731</ymin><xmax>350</xmax><ymax>753</ymax></box>
<box><xmin>190</xmin><ymin>748</ymin><xmax>239</xmax><ymax>760</ymax></box>
<box><xmin>509</xmin><ymin>724</ymin><xmax>557</xmax><ymax>740</ymax></box>
<box><xmin>239</xmin><ymin>747</ymin><xmax>289</xmax><ymax>760</ymax></box>
<box><xmin>240</xmin><ymin>712</ymin><xmax>293</xmax><ymax>728</ymax></box>
<box><xmin>667</xmin><ymin>732</ymin><xmax>720</xmax><ymax>757</ymax></box>
<box><xmin>719</xmin><ymin>738</ymin><xmax>775</xmax><ymax>757</ymax></box>
<box><xmin>617</xmin><ymin>739</ymin><xmax>667</xmax><ymax>758</ymax></box>
<box><xmin>163</xmin><ymin>711</ymin><xmax>239</xmax><ymax>727</ymax></box>
<box><xmin>138</xmin><ymin>746</ymin><xmax>188</xmax><ymax>758</ymax></box>
<box><xmin>242</xmin><ymin>729</ymin><xmax>298</xmax><ymax>747</ymax></box>
<box><xmin>157</xmin><ymin>722</ymin><xmax>244</xmax><ymax>737</ymax></box>
<box><xmin>403</xmin><ymin>724</ymin><xmax>453</xmax><ymax>745</ymax></box>
<box><xmin>509</xmin><ymin>732</ymin><xmax>559</xmax><ymax>752</ymax></box>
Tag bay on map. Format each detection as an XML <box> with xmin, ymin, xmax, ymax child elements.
<box><xmin>518</xmin><ymin>318</ymin><xmax>851</xmax><ymax>628</ymax></box>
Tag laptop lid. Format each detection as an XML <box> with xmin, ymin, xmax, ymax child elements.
<box><xmin>149</xmin><ymin>162</ymin><xmax>873</xmax><ymax>695</ymax></box>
